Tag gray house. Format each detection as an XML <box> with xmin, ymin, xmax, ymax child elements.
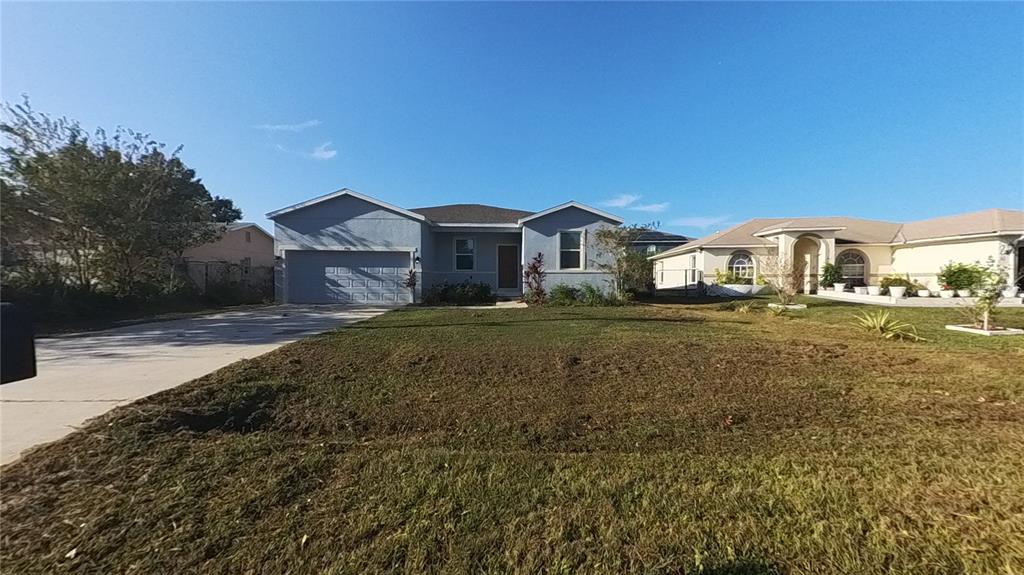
<box><xmin>267</xmin><ymin>189</ymin><xmax>624</xmax><ymax>304</ymax></box>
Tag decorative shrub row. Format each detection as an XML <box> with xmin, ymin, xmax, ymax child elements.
<box><xmin>421</xmin><ymin>281</ymin><xmax>496</xmax><ymax>306</ymax></box>
<box><xmin>546</xmin><ymin>283</ymin><xmax>628</xmax><ymax>307</ymax></box>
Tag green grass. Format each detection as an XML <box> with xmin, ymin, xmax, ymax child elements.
<box><xmin>2</xmin><ymin>301</ymin><xmax>1023</xmax><ymax>573</ymax></box>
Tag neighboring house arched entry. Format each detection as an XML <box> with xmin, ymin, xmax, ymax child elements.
<box><xmin>792</xmin><ymin>236</ymin><xmax>820</xmax><ymax>293</ymax></box>
<box><xmin>836</xmin><ymin>249</ymin><xmax>869</xmax><ymax>287</ymax></box>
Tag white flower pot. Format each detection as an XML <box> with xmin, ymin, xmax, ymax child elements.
<box><xmin>1002</xmin><ymin>287</ymin><xmax>1020</xmax><ymax>298</ymax></box>
<box><xmin>939</xmin><ymin>290</ymin><xmax>955</xmax><ymax>299</ymax></box>
<box><xmin>917</xmin><ymin>289</ymin><xmax>931</xmax><ymax>298</ymax></box>
<box><xmin>867</xmin><ymin>286</ymin><xmax>881</xmax><ymax>296</ymax></box>
<box><xmin>854</xmin><ymin>286</ymin><xmax>868</xmax><ymax>295</ymax></box>
<box><xmin>956</xmin><ymin>289</ymin><xmax>972</xmax><ymax>297</ymax></box>
<box><xmin>833</xmin><ymin>283</ymin><xmax>847</xmax><ymax>293</ymax></box>
<box><xmin>888</xmin><ymin>286</ymin><xmax>906</xmax><ymax>298</ymax></box>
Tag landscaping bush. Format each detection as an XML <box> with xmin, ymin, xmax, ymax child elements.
<box><xmin>937</xmin><ymin>262</ymin><xmax>982</xmax><ymax>292</ymax></box>
<box><xmin>820</xmin><ymin>263</ymin><xmax>843</xmax><ymax>287</ymax></box>
<box><xmin>421</xmin><ymin>280</ymin><xmax>496</xmax><ymax>306</ymax></box>
<box><xmin>714</xmin><ymin>269</ymin><xmax>752</xmax><ymax>285</ymax></box>
<box><xmin>546</xmin><ymin>282</ymin><xmax>625</xmax><ymax>306</ymax></box>
<box><xmin>880</xmin><ymin>274</ymin><xmax>919</xmax><ymax>295</ymax></box>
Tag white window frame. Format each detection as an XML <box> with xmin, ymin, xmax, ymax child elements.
<box><xmin>836</xmin><ymin>250</ymin><xmax>867</xmax><ymax>283</ymax></box>
<box><xmin>727</xmin><ymin>251</ymin><xmax>755</xmax><ymax>279</ymax></box>
<box><xmin>558</xmin><ymin>229</ymin><xmax>585</xmax><ymax>271</ymax></box>
<box><xmin>454</xmin><ymin>237</ymin><xmax>476</xmax><ymax>271</ymax></box>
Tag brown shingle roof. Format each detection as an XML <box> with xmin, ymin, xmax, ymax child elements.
<box><xmin>651</xmin><ymin>209</ymin><xmax>1024</xmax><ymax>260</ymax></box>
<box><xmin>410</xmin><ymin>204</ymin><xmax>533</xmax><ymax>224</ymax></box>
<box><xmin>898</xmin><ymin>208</ymin><xmax>1024</xmax><ymax>242</ymax></box>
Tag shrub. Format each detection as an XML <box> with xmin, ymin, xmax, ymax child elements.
<box><xmin>820</xmin><ymin>263</ymin><xmax>843</xmax><ymax>287</ymax></box>
<box><xmin>852</xmin><ymin>310</ymin><xmax>926</xmax><ymax>341</ymax></box>
<box><xmin>880</xmin><ymin>274</ymin><xmax>919</xmax><ymax>295</ymax></box>
<box><xmin>714</xmin><ymin>268</ymin><xmax>753</xmax><ymax>285</ymax></box>
<box><xmin>522</xmin><ymin>253</ymin><xmax>546</xmax><ymax>304</ymax></box>
<box><xmin>421</xmin><ymin>281</ymin><xmax>496</xmax><ymax>306</ymax></box>
<box><xmin>546</xmin><ymin>282</ymin><xmax>623</xmax><ymax>307</ymax></box>
<box><xmin>937</xmin><ymin>262</ymin><xmax>982</xmax><ymax>291</ymax></box>
<box><xmin>548</xmin><ymin>283</ymin><xmax>582</xmax><ymax>306</ymax></box>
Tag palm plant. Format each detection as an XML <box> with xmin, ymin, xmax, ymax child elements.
<box><xmin>852</xmin><ymin>310</ymin><xmax>926</xmax><ymax>342</ymax></box>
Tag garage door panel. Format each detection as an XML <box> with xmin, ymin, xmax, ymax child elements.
<box><xmin>287</xmin><ymin>251</ymin><xmax>411</xmax><ymax>304</ymax></box>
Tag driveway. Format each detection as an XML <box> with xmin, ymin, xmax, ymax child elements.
<box><xmin>0</xmin><ymin>305</ymin><xmax>391</xmax><ymax>465</ymax></box>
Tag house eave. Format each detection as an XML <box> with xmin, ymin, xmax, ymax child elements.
<box><xmin>266</xmin><ymin>188</ymin><xmax>429</xmax><ymax>222</ymax></box>
<box><xmin>518</xmin><ymin>201</ymin><xmax>624</xmax><ymax>225</ymax></box>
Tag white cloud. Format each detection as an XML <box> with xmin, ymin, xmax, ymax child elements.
<box><xmin>629</xmin><ymin>202</ymin><xmax>670</xmax><ymax>213</ymax></box>
<box><xmin>310</xmin><ymin>142</ymin><xmax>337</xmax><ymax>160</ymax></box>
<box><xmin>670</xmin><ymin>215</ymin><xmax>732</xmax><ymax>228</ymax></box>
<box><xmin>253</xmin><ymin>119</ymin><xmax>322</xmax><ymax>132</ymax></box>
<box><xmin>601</xmin><ymin>194</ymin><xmax>641</xmax><ymax>208</ymax></box>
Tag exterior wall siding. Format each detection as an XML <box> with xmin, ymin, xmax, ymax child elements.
<box><xmin>273</xmin><ymin>194</ymin><xmax>424</xmax><ymax>254</ymax></box>
<box><xmin>425</xmin><ymin>231</ymin><xmax>521</xmax><ymax>290</ymax></box>
<box><xmin>522</xmin><ymin>206</ymin><xmax>618</xmax><ymax>292</ymax></box>
<box><xmin>890</xmin><ymin>238</ymin><xmax>1012</xmax><ymax>290</ymax></box>
<box><xmin>183</xmin><ymin>227</ymin><xmax>275</xmax><ymax>267</ymax></box>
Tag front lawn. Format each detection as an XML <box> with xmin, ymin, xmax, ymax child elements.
<box><xmin>3</xmin><ymin>302</ymin><xmax>1023</xmax><ymax>573</ymax></box>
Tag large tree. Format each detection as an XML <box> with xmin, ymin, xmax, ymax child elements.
<box><xmin>1</xmin><ymin>97</ymin><xmax>239</xmax><ymax>296</ymax></box>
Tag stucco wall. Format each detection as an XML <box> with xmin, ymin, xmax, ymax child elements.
<box><xmin>273</xmin><ymin>194</ymin><xmax>424</xmax><ymax>254</ymax></box>
<box><xmin>890</xmin><ymin>237</ymin><xmax>1013</xmax><ymax>290</ymax></box>
<box><xmin>835</xmin><ymin>245</ymin><xmax>893</xmax><ymax>284</ymax></box>
<box><xmin>423</xmin><ymin>231</ymin><xmax>521</xmax><ymax>290</ymax></box>
<box><xmin>522</xmin><ymin>207</ymin><xmax>618</xmax><ymax>292</ymax></box>
<box><xmin>183</xmin><ymin>227</ymin><xmax>275</xmax><ymax>267</ymax></box>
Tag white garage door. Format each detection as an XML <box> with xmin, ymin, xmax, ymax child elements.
<box><xmin>286</xmin><ymin>250</ymin><xmax>412</xmax><ymax>304</ymax></box>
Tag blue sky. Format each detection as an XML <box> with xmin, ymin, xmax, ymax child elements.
<box><xmin>3</xmin><ymin>2</ymin><xmax>1022</xmax><ymax>236</ymax></box>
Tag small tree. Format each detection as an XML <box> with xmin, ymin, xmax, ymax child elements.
<box><xmin>971</xmin><ymin>259</ymin><xmax>1007</xmax><ymax>331</ymax></box>
<box><xmin>593</xmin><ymin>224</ymin><xmax>653</xmax><ymax>298</ymax></box>
<box><xmin>522</xmin><ymin>252</ymin><xmax>546</xmax><ymax>304</ymax></box>
<box><xmin>756</xmin><ymin>252</ymin><xmax>805</xmax><ymax>305</ymax></box>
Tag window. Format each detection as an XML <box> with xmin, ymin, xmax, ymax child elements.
<box><xmin>688</xmin><ymin>254</ymin><xmax>697</xmax><ymax>269</ymax></box>
<box><xmin>455</xmin><ymin>238</ymin><xmax>475</xmax><ymax>271</ymax></box>
<box><xmin>646</xmin><ymin>244</ymin><xmax>658</xmax><ymax>254</ymax></box>
<box><xmin>836</xmin><ymin>250</ymin><xmax>867</xmax><ymax>285</ymax></box>
<box><xmin>559</xmin><ymin>231</ymin><xmax>583</xmax><ymax>269</ymax></box>
<box><xmin>245</xmin><ymin>231</ymin><xmax>252</xmax><ymax>243</ymax></box>
<box><xmin>727</xmin><ymin>251</ymin><xmax>755</xmax><ymax>279</ymax></box>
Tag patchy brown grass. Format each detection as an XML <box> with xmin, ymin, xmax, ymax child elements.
<box><xmin>2</xmin><ymin>302</ymin><xmax>1023</xmax><ymax>574</ymax></box>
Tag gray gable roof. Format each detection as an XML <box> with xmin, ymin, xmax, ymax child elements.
<box><xmin>633</xmin><ymin>230</ymin><xmax>692</xmax><ymax>243</ymax></box>
<box><xmin>409</xmin><ymin>204</ymin><xmax>534</xmax><ymax>224</ymax></box>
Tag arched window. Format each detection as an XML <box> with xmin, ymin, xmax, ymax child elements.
<box><xmin>836</xmin><ymin>250</ymin><xmax>867</xmax><ymax>286</ymax></box>
<box><xmin>727</xmin><ymin>251</ymin><xmax>755</xmax><ymax>279</ymax></box>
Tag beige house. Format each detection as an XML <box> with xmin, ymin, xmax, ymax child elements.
<box><xmin>183</xmin><ymin>222</ymin><xmax>274</xmax><ymax>290</ymax></box>
<box><xmin>650</xmin><ymin>208</ymin><xmax>1024</xmax><ymax>293</ymax></box>
<box><xmin>183</xmin><ymin>222</ymin><xmax>274</xmax><ymax>268</ymax></box>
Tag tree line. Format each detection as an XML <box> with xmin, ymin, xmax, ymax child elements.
<box><xmin>1</xmin><ymin>98</ymin><xmax>243</xmax><ymax>318</ymax></box>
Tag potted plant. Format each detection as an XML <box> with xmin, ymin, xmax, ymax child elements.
<box><xmin>867</xmin><ymin>285</ymin><xmax>882</xmax><ymax>296</ymax></box>
<box><xmin>916</xmin><ymin>288</ymin><xmax>931</xmax><ymax>298</ymax></box>
<box><xmin>881</xmin><ymin>274</ymin><xmax>914</xmax><ymax>299</ymax></box>
<box><xmin>854</xmin><ymin>286</ymin><xmax>868</xmax><ymax>295</ymax></box>
<box><xmin>819</xmin><ymin>263</ymin><xmax>842</xmax><ymax>291</ymax></box>
<box><xmin>938</xmin><ymin>284</ymin><xmax>955</xmax><ymax>298</ymax></box>
<box><xmin>1003</xmin><ymin>285</ymin><xmax>1021</xmax><ymax>298</ymax></box>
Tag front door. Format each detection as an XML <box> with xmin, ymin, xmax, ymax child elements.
<box><xmin>497</xmin><ymin>245</ymin><xmax>519</xmax><ymax>290</ymax></box>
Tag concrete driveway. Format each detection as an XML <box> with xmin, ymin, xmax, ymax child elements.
<box><xmin>0</xmin><ymin>305</ymin><xmax>391</xmax><ymax>465</ymax></box>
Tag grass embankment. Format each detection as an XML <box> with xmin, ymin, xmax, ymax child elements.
<box><xmin>2</xmin><ymin>301</ymin><xmax>1023</xmax><ymax>573</ymax></box>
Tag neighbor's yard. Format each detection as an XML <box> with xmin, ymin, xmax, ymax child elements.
<box><xmin>2</xmin><ymin>299</ymin><xmax>1023</xmax><ymax>574</ymax></box>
